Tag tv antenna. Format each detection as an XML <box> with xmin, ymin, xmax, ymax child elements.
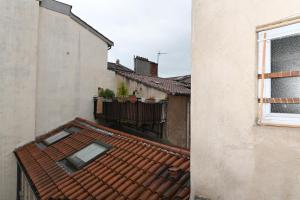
<box><xmin>157</xmin><ymin>51</ymin><xmax>168</xmax><ymax>64</ymax></box>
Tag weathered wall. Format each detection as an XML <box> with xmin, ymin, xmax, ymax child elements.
<box><xmin>167</xmin><ymin>95</ymin><xmax>189</xmax><ymax>148</ymax></box>
<box><xmin>35</xmin><ymin>8</ymin><xmax>115</xmax><ymax>135</ymax></box>
<box><xmin>116</xmin><ymin>74</ymin><xmax>167</xmax><ymax>99</ymax></box>
<box><xmin>192</xmin><ymin>0</ymin><xmax>300</xmax><ymax>199</ymax></box>
<box><xmin>0</xmin><ymin>0</ymin><xmax>39</xmax><ymax>199</ymax></box>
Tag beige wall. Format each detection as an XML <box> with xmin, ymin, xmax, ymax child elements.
<box><xmin>192</xmin><ymin>0</ymin><xmax>300</xmax><ymax>199</ymax></box>
<box><xmin>35</xmin><ymin>8</ymin><xmax>115</xmax><ymax>135</ymax></box>
<box><xmin>116</xmin><ymin>74</ymin><xmax>167</xmax><ymax>99</ymax></box>
<box><xmin>0</xmin><ymin>1</ymin><xmax>114</xmax><ymax>198</ymax></box>
<box><xmin>167</xmin><ymin>95</ymin><xmax>190</xmax><ymax>148</ymax></box>
<box><xmin>0</xmin><ymin>0</ymin><xmax>39</xmax><ymax>199</ymax></box>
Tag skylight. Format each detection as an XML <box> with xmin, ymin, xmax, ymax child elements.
<box><xmin>43</xmin><ymin>131</ymin><xmax>70</xmax><ymax>146</ymax></box>
<box><xmin>65</xmin><ymin>126</ymin><xmax>82</xmax><ymax>134</ymax></box>
<box><xmin>65</xmin><ymin>142</ymin><xmax>110</xmax><ymax>170</ymax></box>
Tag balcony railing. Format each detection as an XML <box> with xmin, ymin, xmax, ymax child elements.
<box><xmin>93</xmin><ymin>98</ymin><xmax>167</xmax><ymax>138</ymax></box>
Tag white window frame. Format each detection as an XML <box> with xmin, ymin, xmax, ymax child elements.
<box><xmin>258</xmin><ymin>22</ymin><xmax>300</xmax><ymax>126</ymax></box>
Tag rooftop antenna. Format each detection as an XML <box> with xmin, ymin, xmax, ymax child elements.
<box><xmin>157</xmin><ymin>51</ymin><xmax>168</xmax><ymax>65</ymax></box>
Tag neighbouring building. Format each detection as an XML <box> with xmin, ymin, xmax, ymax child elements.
<box><xmin>192</xmin><ymin>0</ymin><xmax>300</xmax><ymax>199</ymax></box>
<box><xmin>107</xmin><ymin>60</ymin><xmax>191</xmax><ymax>148</ymax></box>
<box><xmin>15</xmin><ymin>118</ymin><xmax>190</xmax><ymax>200</ymax></box>
<box><xmin>134</xmin><ymin>56</ymin><xmax>158</xmax><ymax>77</ymax></box>
<box><xmin>0</xmin><ymin>0</ymin><xmax>114</xmax><ymax>199</ymax></box>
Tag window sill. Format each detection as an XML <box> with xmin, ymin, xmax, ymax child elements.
<box><xmin>260</xmin><ymin>113</ymin><xmax>300</xmax><ymax>127</ymax></box>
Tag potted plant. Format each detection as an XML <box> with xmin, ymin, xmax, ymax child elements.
<box><xmin>129</xmin><ymin>94</ymin><xmax>137</xmax><ymax>103</ymax></box>
<box><xmin>103</xmin><ymin>89</ymin><xmax>115</xmax><ymax>102</ymax></box>
<box><xmin>128</xmin><ymin>90</ymin><xmax>137</xmax><ymax>103</ymax></box>
<box><xmin>117</xmin><ymin>82</ymin><xmax>128</xmax><ymax>103</ymax></box>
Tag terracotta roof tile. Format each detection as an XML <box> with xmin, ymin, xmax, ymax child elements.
<box><xmin>15</xmin><ymin>118</ymin><xmax>190</xmax><ymax>199</ymax></box>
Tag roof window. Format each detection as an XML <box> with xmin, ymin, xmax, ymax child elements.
<box><xmin>59</xmin><ymin>141</ymin><xmax>111</xmax><ymax>172</ymax></box>
<box><xmin>43</xmin><ymin>131</ymin><xmax>70</xmax><ymax>146</ymax></box>
<box><xmin>65</xmin><ymin>126</ymin><xmax>82</xmax><ymax>134</ymax></box>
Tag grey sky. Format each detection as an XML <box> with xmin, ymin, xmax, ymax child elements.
<box><xmin>60</xmin><ymin>0</ymin><xmax>191</xmax><ymax>77</ymax></box>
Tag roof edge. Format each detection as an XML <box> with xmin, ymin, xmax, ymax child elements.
<box><xmin>40</xmin><ymin>0</ymin><xmax>114</xmax><ymax>47</ymax></box>
<box><xmin>74</xmin><ymin>117</ymin><xmax>190</xmax><ymax>156</ymax></box>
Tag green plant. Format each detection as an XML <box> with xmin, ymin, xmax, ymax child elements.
<box><xmin>117</xmin><ymin>82</ymin><xmax>128</xmax><ymax>97</ymax></box>
<box><xmin>103</xmin><ymin>89</ymin><xmax>115</xmax><ymax>99</ymax></box>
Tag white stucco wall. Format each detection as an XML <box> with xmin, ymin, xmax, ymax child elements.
<box><xmin>0</xmin><ymin>0</ymin><xmax>39</xmax><ymax>199</ymax></box>
<box><xmin>35</xmin><ymin>8</ymin><xmax>115</xmax><ymax>135</ymax></box>
<box><xmin>192</xmin><ymin>0</ymin><xmax>300</xmax><ymax>199</ymax></box>
<box><xmin>116</xmin><ymin>74</ymin><xmax>167</xmax><ymax>99</ymax></box>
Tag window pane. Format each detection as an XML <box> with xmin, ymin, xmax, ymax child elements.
<box><xmin>271</xmin><ymin>104</ymin><xmax>300</xmax><ymax>114</ymax></box>
<box><xmin>66</xmin><ymin>126</ymin><xmax>82</xmax><ymax>134</ymax></box>
<box><xmin>70</xmin><ymin>143</ymin><xmax>107</xmax><ymax>163</ymax></box>
<box><xmin>44</xmin><ymin>131</ymin><xmax>70</xmax><ymax>145</ymax></box>
<box><xmin>271</xmin><ymin>34</ymin><xmax>300</xmax><ymax>72</ymax></box>
<box><xmin>271</xmin><ymin>77</ymin><xmax>300</xmax><ymax>98</ymax></box>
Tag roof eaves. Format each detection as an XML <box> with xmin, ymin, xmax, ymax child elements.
<box><xmin>40</xmin><ymin>0</ymin><xmax>114</xmax><ymax>47</ymax></box>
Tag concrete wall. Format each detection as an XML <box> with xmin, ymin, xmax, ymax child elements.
<box><xmin>0</xmin><ymin>0</ymin><xmax>39</xmax><ymax>199</ymax></box>
<box><xmin>192</xmin><ymin>0</ymin><xmax>300</xmax><ymax>199</ymax></box>
<box><xmin>35</xmin><ymin>8</ymin><xmax>115</xmax><ymax>135</ymax></box>
<box><xmin>116</xmin><ymin>74</ymin><xmax>167</xmax><ymax>99</ymax></box>
<box><xmin>167</xmin><ymin>95</ymin><xmax>190</xmax><ymax>148</ymax></box>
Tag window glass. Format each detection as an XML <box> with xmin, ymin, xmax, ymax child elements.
<box><xmin>271</xmin><ymin>77</ymin><xmax>300</xmax><ymax>98</ymax></box>
<box><xmin>270</xmin><ymin>35</ymin><xmax>300</xmax><ymax>114</ymax></box>
<box><xmin>66</xmin><ymin>126</ymin><xmax>82</xmax><ymax>134</ymax></box>
<box><xmin>271</xmin><ymin>35</ymin><xmax>300</xmax><ymax>72</ymax></box>
<box><xmin>69</xmin><ymin>143</ymin><xmax>107</xmax><ymax>163</ymax></box>
<box><xmin>271</xmin><ymin>103</ymin><xmax>300</xmax><ymax>114</ymax></box>
<box><xmin>43</xmin><ymin>131</ymin><xmax>70</xmax><ymax>145</ymax></box>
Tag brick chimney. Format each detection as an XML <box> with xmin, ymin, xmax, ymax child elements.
<box><xmin>134</xmin><ymin>56</ymin><xmax>158</xmax><ymax>77</ymax></box>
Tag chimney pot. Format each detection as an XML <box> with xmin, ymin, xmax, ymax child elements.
<box><xmin>116</xmin><ymin>59</ymin><xmax>120</xmax><ymax>64</ymax></box>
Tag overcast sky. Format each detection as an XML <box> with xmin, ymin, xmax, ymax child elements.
<box><xmin>60</xmin><ymin>0</ymin><xmax>191</xmax><ymax>77</ymax></box>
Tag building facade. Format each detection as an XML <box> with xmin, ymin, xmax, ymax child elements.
<box><xmin>113</xmin><ymin>68</ymin><xmax>191</xmax><ymax>148</ymax></box>
<box><xmin>0</xmin><ymin>0</ymin><xmax>114</xmax><ymax>199</ymax></box>
<box><xmin>192</xmin><ymin>0</ymin><xmax>300</xmax><ymax>199</ymax></box>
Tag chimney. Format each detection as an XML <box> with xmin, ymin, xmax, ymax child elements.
<box><xmin>116</xmin><ymin>59</ymin><xmax>120</xmax><ymax>65</ymax></box>
<box><xmin>134</xmin><ymin>56</ymin><xmax>158</xmax><ymax>77</ymax></box>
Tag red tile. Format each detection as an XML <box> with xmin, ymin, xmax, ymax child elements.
<box><xmin>15</xmin><ymin>118</ymin><xmax>190</xmax><ymax>200</ymax></box>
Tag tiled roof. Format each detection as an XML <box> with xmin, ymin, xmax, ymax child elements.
<box><xmin>116</xmin><ymin>71</ymin><xmax>191</xmax><ymax>96</ymax></box>
<box><xmin>108</xmin><ymin>62</ymin><xmax>134</xmax><ymax>73</ymax></box>
<box><xmin>167</xmin><ymin>75</ymin><xmax>191</xmax><ymax>88</ymax></box>
<box><xmin>15</xmin><ymin>118</ymin><xmax>190</xmax><ymax>200</ymax></box>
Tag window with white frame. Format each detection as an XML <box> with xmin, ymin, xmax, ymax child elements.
<box><xmin>258</xmin><ymin>22</ymin><xmax>300</xmax><ymax>125</ymax></box>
